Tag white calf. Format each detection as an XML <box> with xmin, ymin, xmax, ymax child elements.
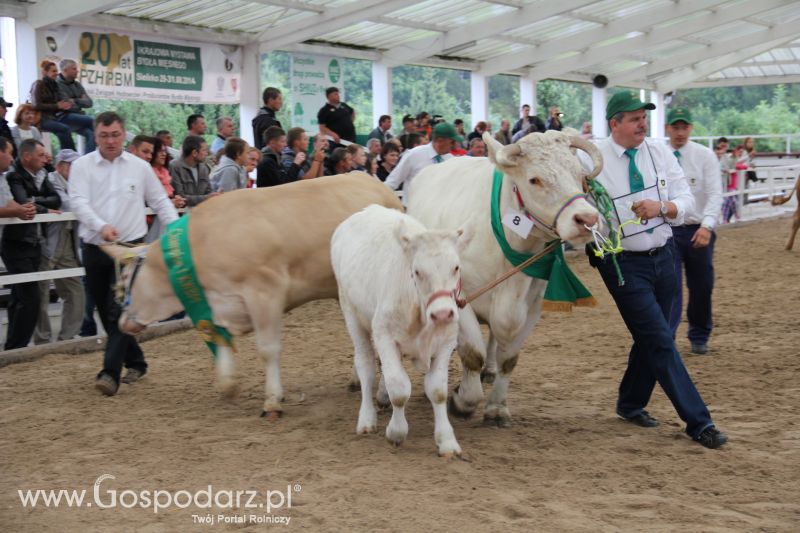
<box><xmin>331</xmin><ymin>205</ymin><xmax>470</xmax><ymax>457</ymax></box>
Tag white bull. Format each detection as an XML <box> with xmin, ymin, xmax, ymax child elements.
<box><xmin>406</xmin><ymin>130</ymin><xmax>603</xmax><ymax>427</ymax></box>
<box><xmin>331</xmin><ymin>205</ymin><xmax>470</xmax><ymax>457</ymax></box>
<box><xmin>102</xmin><ymin>173</ymin><xmax>402</xmax><ymax>418</ymax></box>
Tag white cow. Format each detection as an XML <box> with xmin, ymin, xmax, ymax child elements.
<box><xmin>407</xmin><ymin>130</ymin><xmax>603</xmax><ymax>427</ymax></box>
<box><xmin>331</xmin><ymin>205</ymin><xmax>470</xmax><ymax>457</ymax></box>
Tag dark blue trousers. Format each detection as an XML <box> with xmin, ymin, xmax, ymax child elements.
<box><xmin>597</xmin><ymin>241</ymin><xmax>713</xmax><ymax>439</ymax></box>
<box><xmin>669</xmin><ymin>224</ymin><xmax>715</xmax><ymax>345</ymax></box>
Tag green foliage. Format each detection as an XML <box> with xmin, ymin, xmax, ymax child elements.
<box><xmin>392</xmin><ymin>65</ymin><xmax>469</xmax><ymax>125</ymax></box>
<box><xmin>536</xmin><ymin>80</ymin><xmax>594</xmax><ymax>130</ymax></box>
<box><xmin>91</xmin><ymin>100</ymin><xmax>240</xmax><ymax>146</ymax></box>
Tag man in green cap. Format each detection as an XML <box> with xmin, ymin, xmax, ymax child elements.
<box><xmin>384</xmin><ymin>122</ymin><xmax>462</xmax><ymax>205</ymax></box>
<box><xmin>580</xmin><ymin>91</ymin><xmax>728</xmax><ymax>449</ymax></box>
<box><xmin>665</xmin><ymin>108</ymin><xmax>722</xmax><ymax>356</ymax></box>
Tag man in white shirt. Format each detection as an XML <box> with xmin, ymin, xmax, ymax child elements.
<box><xmin>585</xmin><ymin>91</ymin><xmax>727</xmax><ymax>449</ymax></box>
<box><xmin>384</xmin><ymin>122</ymin><xmax>462</xmax><ymax>205</ymax></box>
<box><xmin>665</xmin><ymin>108</ymin><xmax>723</xmax><ymax>356</ymax></box>
<box><xmin>70</xmin><ymin>112</ymin><xmax>179</xmax><ymax>396</ymax></box>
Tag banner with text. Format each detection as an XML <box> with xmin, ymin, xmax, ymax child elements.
<box><xmin>40</xmin><ymin>26</ymin><xmax>241</xmax><ymax>104</ymax></box>
<box><xmin>290</xmin><ymin>53</ymin><xmax>344</xmax><ymax>131</ymax></box>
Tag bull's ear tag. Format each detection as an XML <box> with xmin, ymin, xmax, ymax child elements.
<box><xmin>502</xmin><ymin>207</ymin><xmax>534</xmax><ymax>239</ymax></box>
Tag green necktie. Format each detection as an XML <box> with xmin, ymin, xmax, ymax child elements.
<box><xmin>624</xmin><ymin>148</ymin><xmax>654</xmax><ymax>233</ymax></box>
<box><xmin>433</xmin><ymin>154</ymin><xmax>443</xmax><ymax>163</ymax></box>
<box><xmin>673</xmin><ymin>149</ymin><xmax>682</xmax><ymax>167</ymax></box>
<box><xmin>624</xmin><ymin>148</ymin><xmax>644</xmax><ymax>192</ymax></box>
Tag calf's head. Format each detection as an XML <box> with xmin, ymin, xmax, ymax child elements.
<box><xmin>484</xmin><ymin>129</ymin><xmax>603</xmax><ymax>245</ymax></box>
<box><xmin>396</xmin><ymin>221</ymin><xmax>472</xmax><ymax>327</ymax></box>
<box><xmin>101</xmin><ymin>243</ymin><xmax>184</xmax><ymax>335</ymax></box>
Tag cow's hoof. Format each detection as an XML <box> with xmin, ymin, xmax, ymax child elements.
<box><xmin>348</xmin><ymin>380</ymin><xmax>361</xmax><ymax>392</ymax></box>
<box><xmin>220</xmin><ymin>382</ymin><xmax>239</xmax><ymax>399</ymax></box>
<box><xmin>385</xmin><ymin>427</ymin><xmax>407</xmax><ymax>447</ymax></box>
<box><xmin>438</xmin><ymin>451</ymin><xmax>461</xmax><ymax>461</ymax></box>
<box><xmin>260</xmin><ymin>410</ymin><xmax>283</xmax><ymax>421</ymax></box>
<box><xmin>480</xmin><ymin>370</ymin><xmax>496</xmax><ymax>384</ymax></box>
<box><xmin>357</xmin><ymin>424</ymin><xmax>377</xmax><ymax>435</ymax></box>
<box><xmin>376</xmin><ymin>393</ymin><xmax>391</xmax><ymax>410</ymax></box>
<box><xmin>483</xmin><ymin>414</ymin><xmax>512</xmax><ymax>428</ymax></box>
<box><xmin>448</xmin><ymin>394</ymin><xmax>475</xmax><ymax>419</ymax></box>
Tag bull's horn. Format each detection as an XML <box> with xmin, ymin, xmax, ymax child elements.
<box><xmin>569</xmin><ymin>136</ymin><xmax>603</xmax><ymax>180</ymax></box>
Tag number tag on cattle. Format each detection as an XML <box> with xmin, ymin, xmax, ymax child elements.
<box><xmin>502</xmin><ymin>208</ymin><xmax>534</xmax><ymax>239</ymax></box>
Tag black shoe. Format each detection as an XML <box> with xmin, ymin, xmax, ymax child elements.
<box><xmin>694</xmin><ymin>426</ymin><xmax>728</xmax><ymax>449</ymax></box>
<box><xmin>617</xmin><ymin>410</ymin><xmax>659</xmax><ymax>428</ymax></box>
<box><xmin>121</xmin><ymin>368</ymin><xmax>146</xmax><ymax>384</ymax></box>
<box><xmin>691</xmin><ymin>343</ymin><xmax>709</xmax><ymax>355</ymax></box>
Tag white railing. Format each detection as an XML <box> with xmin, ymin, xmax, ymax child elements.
<box><xmin>0</xmin><ymin>209</ymin><xmax>175</xmax><ymax>288</ymax></box>
<box><xmin>690</xmin><ymin>133</ymin><xmax>800</xmax><ymax>153</ymax></box>
<box><xmin>720</xmin><ymin>163</ymin><xmax>798</xmax><ymax>223</ymax></box>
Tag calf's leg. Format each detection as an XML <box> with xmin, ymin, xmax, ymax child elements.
<box><xmin>248</xmin><ymin>298</ymin><xmax>285</xmax><ymax>419</ymax></box>
<box><xmin>216</xmin><ymin>345</ymin><xmax>238</xmax><ymax>398</ymax></box>
<box><xmin>373</xmin><ymin>330</ymin><xmax>410</xmax><ymax>446</ymax></box>
<box><xmin>787</xmin><ymin>210</ymin><xmax>799</xmax><ymax>250</ymax></box>
<box><xmin>341</xmin><ymin>302</ymin><xmax>378</xmax><ymax>434</ymax></box>
<box><xmin>425</xmin><ymin>340</ymin><xmax>461</xmax><ymax>457</ymax></box>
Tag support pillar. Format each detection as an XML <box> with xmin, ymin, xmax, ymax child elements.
<box><xmin>592</xmin><ymin>86</ymin><xmax>607</xmax><ymax>138</ymax></box>
<box><xmin>470</xmin><ymin>72</ymin><xmax>488</xmax><ymax>129</ymax></box>
<box><xmin>371</xmin><ymin>61</ymin><xmax>392</xmax><ymax>129</ymax></box>
<box><xmin>650</xmin><ymin>90</ymin><xmax>665</xmax><ymax>140</ymax></box>
<box><xmin>239</xmin><ymin>43</ymin><xmax>260</xmax><ymax>145</ymax></box>
<box><xmin>520</xmin><ymin>76</ymin><xmax>537</xmax><ymax>115</ymax></box>
<box><xmin>1</xmin><ymin>18</ymin><xmax>39</xmax><ymax>123</ymax></box>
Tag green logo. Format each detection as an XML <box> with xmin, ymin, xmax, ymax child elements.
<box><xmin>328</xmin><ymin>59</ymin><xmax>341</xmax><ymax>83</ymax></box>
<box><xmin>294</xmin><ymin>102</ymin><xmax>304</xmax><ymax>116</ymax></box>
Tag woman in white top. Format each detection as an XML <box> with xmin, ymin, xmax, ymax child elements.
<box><xmin>10</xmin><ymin>103</ymin><xmax>43</xmax><ymax>150</ymax></box>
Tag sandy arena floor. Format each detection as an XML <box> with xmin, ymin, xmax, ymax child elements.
<box><xmin>1</xmin><ymin>217</ymin><xmax>798</xmax><ymax>532</ymax></box>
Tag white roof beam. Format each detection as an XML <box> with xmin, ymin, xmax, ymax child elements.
<box><xmin>247</xmin><ymin>0</ymin><xmax>324</xmax><ymax>13</ymax></box>
<box><xmin>374</xmin><ymin>16</ymin><xmax>443</xmax><ymax>33</ymax></box>
<box><xmin>25</xmin><ymin>0</ymin><xmax>126</xmax><ymax>29</ymax></box>
<box><xmin>655</xmin><ymin>36</ymin><xmax>798</xmax><ymax>92</ymax></box>
<box><xmin>525</xmin><ymin>0</ymin><xmax>793</xmax><ymax>81</ymax></box>
<box><xmin>0</xmin><ymin>1</ymin><xmax>28</xmax><ymax>18</ymax></box>
<box><xmin>69</xmin><ymin>14</ymin><xmax>252</xmax><ymax>46</ymax></box>
<box><xmin>685</xmin><ymin>74</ymin><xmax>800</xmax><ymax>88</ymax></box>
<box><xmin>257</xmin><ymin>0</ymin><xmax>422</xmax><ymax>51</ymax></box>
<box><xmin>479</xmin><ymin>0</ymin><xmax>726</xmax><ymax>76</ymax></box>
<box><xmin>614</xmin><ymin>18</ymin><xmax>799</xmax><ymax>85</ymax></box>
<box><xmin>380</xmin><ymin>0</ymin><xmax>596</xmax><ymax>66</ymax></box>
<box><xmin>484</xmin><ymin>0</ymin><xmax>524</xmax><ymax>7</ymax></box>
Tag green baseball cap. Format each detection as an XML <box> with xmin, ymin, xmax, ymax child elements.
<box><xmin>432</xmin><ymin>122</ymin><xmax>464</xmax><ymax>143</ymax></box>
<box><xmin>606</xmin><ymin>90</ymin><xmax>656</xmax><ymax>120</ymax></box>
<box><xmin>666</xmin><ymin>107</ymin><xmax>693</xmax><ymax>125</ymax></box>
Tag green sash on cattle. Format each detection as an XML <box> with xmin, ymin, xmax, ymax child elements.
<box><xmin>161</xmin><ymin>214</ymin><xmax>234</xmax><ymax>357</ymax></box>
<box><xmin>491</xmin><ymin>169</ymin><xmax>596</xmax><ymax>312</ymax></box>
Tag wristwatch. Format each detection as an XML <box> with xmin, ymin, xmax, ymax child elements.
<box><xmin>659</xmin><ymin>201</ymin><xmax>669</xmax><ymax>217</ymax></box>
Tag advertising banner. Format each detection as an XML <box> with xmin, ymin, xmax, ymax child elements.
<box><xmin>39</xmin><ymin>26</ymin><xmax>242</xmax><ymax>104</ymax></box>
<box><xmin>290</xmin><ymin>53</ymin><xmax>344</xmax><ymax>130</ymax></box>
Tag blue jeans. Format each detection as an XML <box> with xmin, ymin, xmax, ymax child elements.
<box><xmin>597</xmin><ymin>240</ymin><xmax>714</xmax><ymax>439</ymax></box>
<box><xmin>669</xmin><ymin>225</ymin><xmax>715</xmax><ymax>345</ymax></box>
<box><xmin>58</xmin><ymin>113</ymin><xmax>96</xmax><ymax>152</ymax></box>
<box><xmin>40</xmin><ymin>118</ymin><xmax>75</xmax><ymax>151</ymax></box>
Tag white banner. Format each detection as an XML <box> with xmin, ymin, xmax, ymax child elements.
<box><xmin>290</xmin><ymin>53</ymin><xmax>344</xmax><ymax>131</ymax></box>
<box><xmin>39</xmin><ymin>26</ymin><xmax>242</xmax><ymax>104</ymax></box>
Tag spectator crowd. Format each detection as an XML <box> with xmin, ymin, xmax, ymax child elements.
<box><xmin>0</xmin><ymin>57</ymin><xmax>763</xmax><ymax>352</ymax></box>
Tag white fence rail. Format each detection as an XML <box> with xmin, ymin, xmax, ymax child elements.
<box><xmin>721</xmin><ymin>163</ymin><xmax>798</xmax><ymax>222</ymax></box>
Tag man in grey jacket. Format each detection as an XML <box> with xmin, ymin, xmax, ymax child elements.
<box><xmin>210</xmin><ymin>137</ymin><xmax>248</xmax><ymax>192</ymax></box>
<box><xmin>170</xmin><ymin>135</ymin><xmax>219</xmax><ymax>206</ymax></box>
<box><xmin>33</xmin><ymin>149</ymin><xmax>85</xmax><ymax>344</ymax></box>
<box><xmin>56</xmin><ymin>59</ymin><xmax>95</xmax><ymax>152</ymax></box>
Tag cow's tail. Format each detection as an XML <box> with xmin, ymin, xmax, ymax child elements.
<box><xmin>772</xmin><ymin>179</ymin><xmax>799</xmax><ymax>206</ymax></box>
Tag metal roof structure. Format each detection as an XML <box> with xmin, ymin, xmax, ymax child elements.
<box><xmin>3</xmin><ymin>0</ymin><xmax>799</xmax><ymax>91</ymax></box>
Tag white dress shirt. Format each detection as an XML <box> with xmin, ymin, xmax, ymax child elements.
<box><xmin>384</xmin><ymin>143</ymin><xmax>452</xmax><ymax>205</ymax></box>
<box><xmin>582</xmin><ymin>137</ymin><xmax>695</xmax><ymax>252</ymax></box>
<box><xmin>69</xmin><ymin>150</ymin><xmax>179</xmax><ymax>245</ymax></box>
<box><xmin>671</xmin><ymin>140</ymin><xmax>722</xmax><ymax>230</ymax></box>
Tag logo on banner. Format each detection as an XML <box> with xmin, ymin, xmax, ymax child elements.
<box><xmin>328</xmin><ymin>59</ymin><xmax>341</xmax><ymax>83</ymax></box>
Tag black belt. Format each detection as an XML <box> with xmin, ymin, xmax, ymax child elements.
<box><xmin>619</xmin><ymin>246</ymin><xmax>665</xmax><ymax>257</ymax></box>
<box><xmin>83</xmin><ymin>237</ymin><xmax>144</xmax><ymax>249</ymax></box>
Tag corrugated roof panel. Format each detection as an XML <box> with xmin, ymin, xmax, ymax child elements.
<box><xmin>504</xmin><ymin>16</ymin><xmax>597</xmax><ymax>42</ymax></box>
<box><xmin>781</xmin><ymin>64</ymin><xmax>800</xmax><ymax>75</ymax></box>
<box><xmin>769</xmin><ymin>48</ymin><xmax>795</xmax><ymax>62</ymax></box>
<box><xmin>451</xmin><ymin>39</ymin><xmax>520</xmax><ymax>61</ymax></box>
<box><xmin>749</xmin><ymin>3</ymin><xmax>800</xmax><ymax>25</ymax></box>
<box><xmin>693</xmin><ymin>21</ymin><xmax>765</xmax><ymax>43</ymax></box>
<box><xmin>321</xmin><ymin>23</ymin><xmax>435</xmax><ymax>49</ymax></box>
<box><xmin>575</xmin><ymin>0</ymin><xmax>669</xmax><ymax>21</ymax></box>
<box><xmin>760</xmin><ymin>65</ymin><xmax>783</xmax><ymax>76</ymax></box>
